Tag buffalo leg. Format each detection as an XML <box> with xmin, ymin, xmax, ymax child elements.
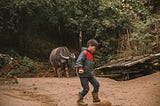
<box><xmin>76</xmin><ymin>68</ymin><xmax>79</xmax><ymax>76</ymax></box>
<box><xmin>52</xmin><ymin>67</ymin><xmax>56</xmax><ymax>77</ymax></box>
<box><xmin>60</xmin><ymin>69</ymin><xmax>63</xmax><ymax>77</ymax></box>
<box><xmin>66</xmin><ymin>70</ymin><xmax>69</xmax><ymax>78</ymax></box>
<box><xmin>57</xmin><ymin>68</ymin><xmax>62</xmax><ymax>78</ymax></box>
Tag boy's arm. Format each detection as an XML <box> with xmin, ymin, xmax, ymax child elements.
<box><xmin>76</xmin><ymin>51</ymin><xmax>86</xmax><ymax>67</ymax></box>
<box><xmin>76</xmin><ymin>51</ymin><xmax>86</xmax><ymax>74</ymax></box>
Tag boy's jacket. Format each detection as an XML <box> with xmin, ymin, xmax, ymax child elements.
<box><xmin>76</xmin><ymin>47</ymin><xmax>95</xmax><ymax>77</ymax></box>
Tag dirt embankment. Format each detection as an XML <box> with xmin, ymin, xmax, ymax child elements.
<box><xmin>0</xmin><ymin>72</ymin><xmax>160</xmax><ymax>106</ymax></box>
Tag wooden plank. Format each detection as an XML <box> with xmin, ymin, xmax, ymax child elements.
<box><xmin>95</xmin><ymin>53</ymin><xmax>160</xmax><ymax>70</ymax></box>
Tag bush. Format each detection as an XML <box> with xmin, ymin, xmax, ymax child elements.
<box><xmin>0</xmin><ymin>55</ymin><xmax>37</xmax><ymax>77</ymax></box>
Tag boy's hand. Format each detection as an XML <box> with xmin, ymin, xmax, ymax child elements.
<box><xmin>78</xmin><ymin>67</ymin><xmax>84</xmax><ymax>74</ymax></box>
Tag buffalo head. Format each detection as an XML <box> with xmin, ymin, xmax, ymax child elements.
<box><xmin>60</xmin><ymin>52</ymin><xmax>76</xmax><ymax>70</ymax></box>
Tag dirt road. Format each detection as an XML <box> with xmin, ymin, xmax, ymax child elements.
<box><xmin>0</xmin><ymin>72</ymin><xmax>160</xmax><ymax>106</ymax></box>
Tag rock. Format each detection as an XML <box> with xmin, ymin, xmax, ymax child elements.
<box><xmin>89</xmin><ymin>99</ymin><xmax>112</xmax><ymax>106</ymax></box>
<box><xmin>99</xmin><ymin>99</ymin><xmax>112</xmax><ymax>106</ymax></box>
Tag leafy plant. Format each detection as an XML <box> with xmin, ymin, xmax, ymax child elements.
<box><xmin>22</xmin><ymin>56</ymin><xmax>35</xmax><ymax>69</ymax></box>
<box><xmin>0</xmin><ymin>0</ymin><xmax>159</xmax><ymax>67</ymax></box>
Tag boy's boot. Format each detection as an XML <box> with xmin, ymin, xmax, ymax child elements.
<box><xmin>92</xmin><ymin>92</ymin><xmax>100</xmax><ymax>102</ymax></box>
<box><xmin>77</xmin><ymin>92</ymin><xmax>88</xmax><ymax>106</ymax></box>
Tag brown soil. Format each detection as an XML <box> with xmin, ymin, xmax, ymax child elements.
<box><xmin>0</xmin><ymin>72</ymin><xmax>160</xmax><ymax>106</ymax></box>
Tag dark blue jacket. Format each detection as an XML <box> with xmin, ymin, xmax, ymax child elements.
<box><xmin>76</xmin><ymin>47</ymin><xmax>95</xmax><ymax>77</ymax></box>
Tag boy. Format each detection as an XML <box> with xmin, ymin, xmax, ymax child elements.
<box><xmin>76</xmin><ymin>39</ymin><xmax>100</xmax><ymax>106</ymax></box>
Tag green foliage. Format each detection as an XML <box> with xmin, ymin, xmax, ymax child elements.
<box><xmin>7</xmin><ymin>49</ymin><xmax>21</xmax><ymax>58</ymax></box>
<box><xmin>0</xmin><ymin>0</ymin><xmax>159</xmax><ymax>67</ymax></box>
<box><xmin>0</xmin><ymin>0</ymin><xmax>54</xmax><ymax>33</ymax></box>
<box><xmin>21</xmin><ymin>56</ymin><xmax>35</xmax><ymax>70</ymax></box>
<box><xmin>0</xmin><ymin>72</ymin><xmax>2</xmax><ymax>77</ymax></box>
<box><xmin>13</xmin><ymin>56</ymin><xmax>36</xmax><ymax>76</ymax></box>
<box><xmin>0</xmin><ymin>55</ymin><xmax>36</xmax><ymax>77</ymax></box>
<box><xmin>130</xmin><ymin>15</ymin><xmax>160</xmax><ymax>54</ymax></box>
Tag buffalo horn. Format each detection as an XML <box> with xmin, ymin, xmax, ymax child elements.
<box><xmin>60</xmin><ymin>53</ymin><xmax>69</xmax><ymax>59</ymax></box>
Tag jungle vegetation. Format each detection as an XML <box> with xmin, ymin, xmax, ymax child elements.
<box><xmin>0</xmin><ymin>0</ymin><xmax>160</xmax><ymax>66</ymax></box>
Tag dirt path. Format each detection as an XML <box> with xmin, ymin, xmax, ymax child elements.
<box><xmin>0</xmin><ymin>72</ymin><xmax>160</xmax><ymax>106</ymax></box>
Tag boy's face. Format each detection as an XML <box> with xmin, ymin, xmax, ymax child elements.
<box><xmin>88</xmin><ymin>45</ymin><xmax>96</xmax><ymax>53</ymax></box>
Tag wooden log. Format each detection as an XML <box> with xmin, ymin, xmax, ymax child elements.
<box><xmin>95</xmin><ymin>53</ymin><xmax>160</xmax><ymax>70</ymax></box>
<box><xmin>123</xmin><ymin>56</ymin><xmax>150</xmax><ymax>67</ymax></box>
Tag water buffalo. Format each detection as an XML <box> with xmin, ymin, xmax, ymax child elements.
<box><xmin>49</xmin><ymin>47</ymin><xmax>76</xmax><ymax>77</ymax></box>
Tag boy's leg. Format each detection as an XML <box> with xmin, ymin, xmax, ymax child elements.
<box><xmin>88</xmin><ymin>76</ymin><xmax>100</xmax><ymax>93</ymax></box>
<box><xmin>79</xmin><ymin>77</ymin><xmax>89</xmax><ymax>97</ymax></box>
<box><xmin>77</xmin><ymin>77</ymin><xmax>89</xmax><ymax>106</ymax></box>
<box><xmin>89</xmin><ymin>76</ymin><xmax>100</xmax><ymax>102</ymax></box>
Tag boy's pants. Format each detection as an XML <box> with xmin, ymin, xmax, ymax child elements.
<box><xmin>79</xmin><ymin>76</ymin><xmax>100</xmax><ymax>97</ymax></box>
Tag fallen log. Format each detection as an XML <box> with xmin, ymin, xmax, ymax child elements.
<box><xmin>95</xmin><ymin>53</ymin><xmax>160</xmax><ymax>70</ymax></box>
<box><xmin>95</xmin><ymin>53</ymin><xmax>160</xmax><ymax>80</ymax></box>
